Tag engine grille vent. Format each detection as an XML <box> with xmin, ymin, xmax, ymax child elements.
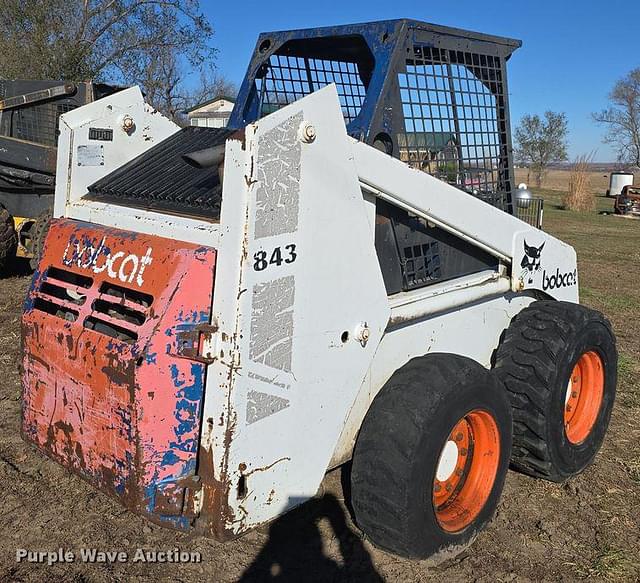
<box><xmin>33</xmin><ymin>267</ymin><xmax>93</xmax><ymax>322</ymax></box>
<box><xmin>33</xmin><ymin>268</ymin><xmax>154</xmax><ymax>344</ymax></box>
<box><xmin>85</xmin><ymin>282</ymin><xmax>153</xmax><ymax>344</ymax></box>
<box><xmin>86</xmin><ymin>126</ymin><xmax>234</xmax><ymax>220</ymax></box>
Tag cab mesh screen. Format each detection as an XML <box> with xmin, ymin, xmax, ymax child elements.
<box><xmin>398</xmin><ymin>45</ymin><xmax>510</xmax><ymax>210</ymax></box>
<box><xmin>256</xmin><ymin>54</ymin><xmax>367</xmax><ymax>123</ymax></box>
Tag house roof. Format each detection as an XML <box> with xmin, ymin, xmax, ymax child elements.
<box><xmin>185</xmin><ymin>95</ymin><xmax>236</xmax><ymax>114</ymax></box>
<box><xmin>398</xmin><ymin>132</ymin><xmax>457</xmax><ymax>150</ymax></box>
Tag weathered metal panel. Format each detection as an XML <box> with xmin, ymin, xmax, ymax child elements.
<box><xmin>22</xmin><ymin>219</ymin><xmax>216</xmax><ymax>529</ymax></box>
<box><xmin>0</xmin><ymin>136</ymin><xmax>57</xmax><ymax>175</ymax></box>
<box><xmin>54</xmin><ymin>86</ymin><xmax>179</xmax><ymax>219</ymax></box>
<box><xmin>330</xmin><ymin>291</ymin><xmax>537</xmax><ymax>468</ymax></box>
<box><xmin>201</xmin><ymin>85</ymin><xmax>390</xmax><ymax>537</ymax></box>
<box><xmin>354</xmin><ymin>141</ymin><xmax>579</xmax><ymax>302</ymax></box>
<box><xmin>54</xmin><ymin>87</ymin><xmax>220</xmax><ymax>248</ymax></box>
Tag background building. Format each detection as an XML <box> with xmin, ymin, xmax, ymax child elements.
<box><xmin>186</xmin><ymin>96</ymin><xmax>235</xmax><ymax>128</ymax></box>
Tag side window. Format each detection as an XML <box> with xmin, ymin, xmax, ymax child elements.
<box><xmin>374</xmin><ymin>199</ymin><xmax>498</xmax><ymax>296</ymax></box>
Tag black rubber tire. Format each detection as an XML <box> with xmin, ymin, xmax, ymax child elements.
<box><xmin>494</xmin><ymin>300</ymin><xmax>617</xmax><ymax>482</ymax></box>
<box><xmin>0</xmin><ymin>206</ymin><xmax>17</xmax><ymax>272</ymax></box>
<box><xmin>351</xmin><ymin>353</ymin><xmax>512</xmax><ymax>560</ymax></box>
<box><xmin>29</xmin><ymin>210</ymin><xmax>52</xmax><ymax>270</ymax></box>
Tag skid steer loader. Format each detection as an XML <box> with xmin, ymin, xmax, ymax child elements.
<box><xmin>21</xmin><ymin>19</ymin><xmax>617</xmax><ymax>561</ymax></box>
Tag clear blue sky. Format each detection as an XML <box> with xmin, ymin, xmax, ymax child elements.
<box><xmin>203</xmin><ymin>0</ymin><xmax>640</xmax><ymax>161</ymax></box>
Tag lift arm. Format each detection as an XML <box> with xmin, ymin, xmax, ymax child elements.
<box><xmin>351</xmin><ymin>137</ymin><xmax>578</xmax><ymax>302</ymax></box>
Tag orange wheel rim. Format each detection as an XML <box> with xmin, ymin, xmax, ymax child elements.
<box><xmin>564</xmin><ymin>351</ymin><xmax>604</xmax><ymax>444</ymax></box>
<box><xmin>432</xmin><ymin>409</ymin><xmax>501</xmax><ymax>533</ymax></box>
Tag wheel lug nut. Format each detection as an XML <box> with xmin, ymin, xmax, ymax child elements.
<box><xmin>456</xmin><ymin>469</ymin><xmax>463</xmax><ymax>476</ymax></box>
<box><xmin>571</xmin><ymin>391</ymin><xmax>578</xmax><ymax>398</ymax></box>
<box><xmin>459</xmin><ymin>448</ymin><xmax>467</xmax><ymax>456</ymax></box>
<box><xmin>434</xmin><ymin>484</ymin><xmax>441</xmax><ymax>492</ymax></box>
<box><xmin>455</xmin><ymin>433</ymin><xmax>463</xmax><ymax>441</ymax></box>
<box><xmin>445</xmin><ymin>484</ymin><xmax>452</xmax><ymax>492</ymax></box>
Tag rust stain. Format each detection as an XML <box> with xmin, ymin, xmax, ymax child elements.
<box><xmin>21</xmin><ymin>218</ymin><xmax>218</xmax><ymax>532</ymax></box>
<box><xmin>266</xmin><ymin>489</ymin><xmax>276</xmax><ymax>505</ymax></box>
<box><xmin>192</xmin><ymin>176</ymin><xmax>255</xmax><ymax>538</ymax></box>
<box><xmin>229</xmin><ymin>128</ymin><xmax>246</xmax><ymax>150</ymax></box>
<box><xmin>242</xmin><ymin>456</ymin><xmax>290</xmax><ymax>479</ymax></box>
<box><xmin>101</xmin><ymin>355</ymin><xmax>136</xmax><ymax>388</ymax></box>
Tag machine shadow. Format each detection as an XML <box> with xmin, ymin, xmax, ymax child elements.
<box><xmin>1</xmin><ymin>257</ymin><xmax>32</xmax><ymax>279</ymax></box>
<box><xmin>239</xmin><ymin>492</ymin><xmax>383</xmax><ymax>582</ymax></box>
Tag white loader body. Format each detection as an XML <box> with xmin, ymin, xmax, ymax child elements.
<box><xmin>51</xmin><ymin>84</ymin><xmax>578</xmax><ymax>537</ymax></box>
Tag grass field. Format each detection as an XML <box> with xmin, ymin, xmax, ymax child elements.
<box><xmin>514</xmin><ymin>168</ymin><xmax>613</xmax><ymax>196</ymax></box>
<box><xmin>0</xmin><ymin>171</ymin><xmax>639</xmax><ymax>582</ymax></box>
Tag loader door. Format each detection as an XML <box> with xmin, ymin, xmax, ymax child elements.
<box><xmin>22</xmin><ymin>219</ymin><xmax>216</xmax><ymax>528</ymax></box>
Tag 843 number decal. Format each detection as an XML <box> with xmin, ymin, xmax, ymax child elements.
<box><xmin>253</xmin><ymin>244</ymin><xmax>297</xmax><ymax>271</ymax></box>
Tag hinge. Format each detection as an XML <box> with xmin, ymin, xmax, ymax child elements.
<box><xmin>175</xmin><ymin>323</ymin><xmax>218</xmax><ymax>364</ymax></box>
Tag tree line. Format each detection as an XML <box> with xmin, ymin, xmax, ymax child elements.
<box><xmin>514</xmin><ymin>67</ymin><xmax>640</xmax><ymax>188</ymax></box>
<box><xmin>0</xmin><ymin>0</ymin><xmax>235</xmax><ymax>122</ymax></box>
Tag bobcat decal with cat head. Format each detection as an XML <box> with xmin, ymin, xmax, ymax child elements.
<box><xmin>520</xmin><ymin>240</ymin><xmax>545</xmax><ymax>284</ymax></box>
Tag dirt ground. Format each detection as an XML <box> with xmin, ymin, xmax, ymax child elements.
<box><xmin>1</xmin><ymin>180</ymin><xmax>639</xmax><ymax>582</ymax></box>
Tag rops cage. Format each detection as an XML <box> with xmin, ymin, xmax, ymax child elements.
<box><xmin>229</xmin><ymin>19</ymin><xmax>522</xmax><ymax>216</ymax></box>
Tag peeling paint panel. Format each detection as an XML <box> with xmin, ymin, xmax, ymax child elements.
<box><xmin>246</xmin><ymin>390</ymin><xmax>290</xmax><ymax>424</ymax></box>
<box><xmin>206</xmin><ymin>86</ymin><xmax>390</xmax><ymax>536</ymax></box>
<box><xmin>22</xmin><ymin>218</ymin><xmax>216</xmax><ymax>530</ymax></box>
<box><xmin>253</xmin><ymin>112</ymin><xmax>302</xmax><ymax>238</ymax></box>
<box><xmin>249</xmin><ymin>275</ymin><xmax>295</xmax><ymax>372</ymax></box>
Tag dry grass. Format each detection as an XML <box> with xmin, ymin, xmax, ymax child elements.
<box><xmin>564</xmin><ymin>153</ymin><xmax>597</xmax><ymax>211</ymax></box>
<box><xmin>576</xmin><ymin>545</ymin><xmax>640</xmax><ymax>581</ymax></box>
<box><xmin>514</xmin><ymin>168</ymin><xmax>611</xmax><ymax>195</ymax></box>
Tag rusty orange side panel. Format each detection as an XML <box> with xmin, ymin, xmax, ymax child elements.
<box><xmin>22</xmin><ymin>219</ymin><xmax>216</xmax><ymax>529</ymax></box>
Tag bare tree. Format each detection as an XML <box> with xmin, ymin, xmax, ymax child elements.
<box><xmin>136</xmin><ymin>47</ymin><xmax>236</xmax><ymax>124</ymax></box>
<box><xmin>190</xmin><ymin>72</ymin><xmax>237</xmax><ymax>108</ymax></box>
<box><xmin>0</xmin><ymin>0</ymin><xmax>228</xmax><ymax>121</ymax></box>
<box><xmin>593</xmin><ymin>68</ymin><xmax>640</xmax><ymax>168</ymax></box>
<box><xmin>514</xmin><ymin>111</ymin><xmax>569</xmax><ymax>188</ymax></box>
<box><xmin>0</xmin><ymin>1</ymin><xmax>86</xmax><ymax>78</ymax></box>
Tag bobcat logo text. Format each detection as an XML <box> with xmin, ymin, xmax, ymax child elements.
<box><xmin>542</xmin><ymin>267</ymin><xmax>578</xmax><ymax>291</ymax></box>
<box><xmin>62</xmin><ymin>236</ymin><xmax>153</xmax><ymax>287</ymax></box>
